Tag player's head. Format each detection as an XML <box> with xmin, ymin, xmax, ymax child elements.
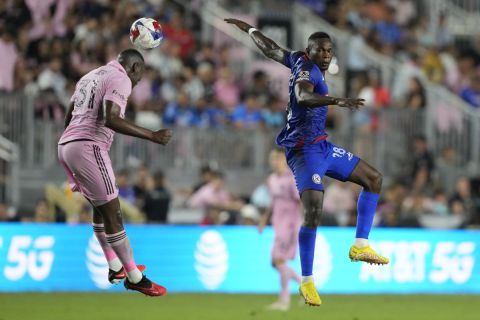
<box><xmin>306</xmin><ymin>32</ymin><xmax>333</xmax><ymax>72</ymax></box>
<box><xmin>269</xmin><ymin>148</ymin><xmax>287</xmax><ymax>173</ymax></box>
<box><xmin>117</xmin><ymin>49</ymin><xmax>145</xmax><ymax>87</ymax></box>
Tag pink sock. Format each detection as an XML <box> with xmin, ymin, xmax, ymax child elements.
<box><xmin>92</xmin><ymin>223</ymin><xmax>121</xmax><ymax>271</ymax></box>
<box><xmin>105</xmin><ymin>230</ymin><xmax>142</xmax><ymax>282</ymax></box>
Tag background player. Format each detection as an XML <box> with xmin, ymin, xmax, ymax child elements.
<box><xmin>257</xmin><ymin>148</ymin><xmax>302</xmax><ymax>311</ymax></box>
<box><xmin>58</xmin><ymin>49</ymin><xmax>172</xmax><ymax>296</ymax></box>
<box><xmin>225</xmin><ymin>18</ymin><xmax>389</xmax><ymax>306</ymax></box>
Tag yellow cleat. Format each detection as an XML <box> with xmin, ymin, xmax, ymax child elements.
<box><xmin>349</xmin><ymin>245</ymin><xmax>389</xmax><ymax>265</ymax></box>
<box><xmin>299</xmin><ymin>281</ymin><xmax>322</xmax><ymax>306</ymax></box>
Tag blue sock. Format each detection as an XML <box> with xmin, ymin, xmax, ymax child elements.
<box><xmin>355</xmin><ymin>191</ymin><xmax>380</xmax><ymax>239</ymax></box>
<box><xmin>298</xmin><ymin>226</ymin><xmax>316</xmax><ymax>276</ymax></box>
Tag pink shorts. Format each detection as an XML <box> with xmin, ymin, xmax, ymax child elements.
<box><xmin>58</xmin><ymin>140</ymin><xmax>118</xmax><ymax>202</ymax></box>
<box><xmin>271</xmin><ymin>220</ymin><xmax>301</xmax><ymax>261</ymax></box>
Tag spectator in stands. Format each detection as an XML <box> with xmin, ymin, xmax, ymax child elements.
<box><xmin>188</xmin><ymin>170</ymin><xmax>243</xmax><ymax>225</ymax></box>
<box><xmin>34</xmin><ymin>199</ymin><xmax>53</xmax><ymax>223</ymax></box>
<box><xmin>144</xmin><ymin>171</ymin><xmax>171</xmax><ymax>224</ymax></box>
<box><xmin>399</xmin><ymin>77</ymin><xmax>426</xmax><ymax>110</ymax></box>
<box><xmin>0</xmin><ymin>202</ymin><xmax>16</xmax><ymax>222</ymax></box>
<box><xmin>117</xmin><ymin>169</ymin><xmax>136</xmax><ymax>205</ymax></box>
<box><xmin>322</xmin><ymin>181</ymin><xmax>357</xmax><ymax>226</ymax></box>
<box><xmin>429</xmin><ymin>188</ymin><xmax>449</xmax><ymax>216</ymax></box>
<box><xmin>214</xmin><ymin>66</ymin><xmax>240</xmax><ymax>110</ymax></box>
<box><xmin>230</xmin><ymin>93</ymin><xmax>263</xmax><ymax>129</ymax></box>
<box><xmin>0</xmin><ymin>24</ymin><xmax>18</xmax><ymax>92</ymax></box>
<box><xmin>162</xmin><ymin>9</ymin><xmax>195</xmax><ymax>59</ymax></box>
<box><xmin>373</xmin><ymin>6</ymin><xmax>402</xmax><ymax>54</ymax></box>
<box><xmin>133</xmin><ymin>165</ymin><xmax>154</xmax><ymax>209</ymax></box>
<box><xmin>410</xmin><ymin>135</ymin><xmax>435</xmax><ymax>193</ymax></box>
<box><xmin>346</xmin><ymin>26</ymin><xmax>371</xmax><ymax>97</ymax></box>
<box><xmin>460</xmin><ymin>73</ymin><xmax>480</xmax><ymax>108</ymax></box>
<box><xmin>163</xmin><ymin>90</ymin><xmax>196</xmax><ymax>127</ymax></box>
<box><xmin>435</xmin><ymin>147</ymin><xmax>462</xmax><ymax>196</ymax></box>
<box><xmin>449</xmin><ymin>176</ymin><xmax>476</xmax><ymax>224</ymax></box>
<box><xmin>192</xmin><ymin>165</ymin><xmax>214</xmax><ymax>193</ymax></box>
<box><xmin>261</xmin><ymin>97</ymin><xmax>286</xmax><ymax>128</ymax></box>
<box><xmin>377</xmin><ymin>183</ymin><xmax>407</xmax><ymax>227</ymax></box>
<box><xmin>246</xmin><ymin>70</ymin><xmax>273</xmax><ymax>108</ymax></box>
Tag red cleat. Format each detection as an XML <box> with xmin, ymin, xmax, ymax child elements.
<box><xmin>108</xmin><ymin>264</ymin><xmax>146</xmax><ymax>284</ymax></box>
<box><xmin>124</xmin><ymin>275</ymin><xmax>167</xmax><ymax>297</ymax></box>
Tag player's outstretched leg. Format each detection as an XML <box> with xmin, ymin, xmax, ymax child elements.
<box><xmin>298</xmin><ymin>190</ymin><xmax>322</xmax><ymax>306</ymax></box>
<box><xmin>347</xmin><ymin>160</ymin><xmax>389</xmax><ymax>265</ymax></box>
<box><xmin>91</xmin><ymin>207</ymin><xmax>147</xmax><ymax>283</ymax></box>
<box><xmin>95</xmin><ymin>198</ymin><xmax>167</xmax><ymax>296</ymax></box>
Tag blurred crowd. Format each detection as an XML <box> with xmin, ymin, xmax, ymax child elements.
<box><xmin>304</xmin><ymin>0</ymin><xmax>480</xmax><ymax>109</ymax></box>
<box><xmin>1</xmin><ymin>0</ymin><xmax>480</xmax><ymax>229</ymax></box>
<box><xmin>2</xmin><ymin>136</ymin><xmax>480</xmax><ymax>229</ymax></box>
<box><xmin>0</xmin><ymin>0</ymin><xmax>286</xmax><ymax>130</ymax></box>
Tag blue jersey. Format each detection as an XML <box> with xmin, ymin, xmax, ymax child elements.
<box><xmin>276</xmin><ymin>51</ymin><xmax>329</xmax><ymax>148</ymax></box>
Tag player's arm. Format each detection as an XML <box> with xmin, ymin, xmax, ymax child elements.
<box><xmin>103</xmin><ymin>100</ymin><xmax>172</xmax><ymax>145</ymax></box>
<box><xmin>225</xmin><ymin>18</ymin><xmax>289</xmax><ymax>66</ymax></box>
<box><xmin>64</xmin><ymin>102</ymin><xmax>74</xmax><ymax>128</ymax></box>
<box><xmin>257</xmin><ymin>208</ymin><xmax>272</xmax><ymax>234</ymax></box>
<box><xmin>295</xmin><ymin>81</ymin><xmax>365</xmax><ymax>110</ymax></box>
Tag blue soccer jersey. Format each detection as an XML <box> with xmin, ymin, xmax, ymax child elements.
<box><xmin>277</xmin><ymin>51</ymin><xmax>360</xmax><ymax>193</ymax></box>
<box><xmin>276</xmin><ymin>51</ymin><xmax>329</xmax><ymax>148</ymax></box>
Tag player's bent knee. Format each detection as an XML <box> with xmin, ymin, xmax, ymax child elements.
<box><xmin>368</xmin><ymin>171</ymin><xmax>383</xmax><ymax>193</ymax></box>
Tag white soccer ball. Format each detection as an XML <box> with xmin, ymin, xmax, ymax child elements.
<box><xmin>129</xmin><ymin>17</ymin><xmax>164</xmax><ymax>50</ymax></box>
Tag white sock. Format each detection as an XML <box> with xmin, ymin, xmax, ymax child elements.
<box><xmin>127</xmin><ymin>268</ymin><xmax>143</xmax><ymax>283</ymax></box>
<box><xmin>301</xmin><ymin>275</ymin><xmax>314</xmax><ymax>284</ymax></box>
<box><xmin>108</xmin><ymin>257</ymin><xmax>123</xmax><ymax>272</ymax></box>
<box><xmin>354</xmin><ymin>238</ymin><xmax>369</xmax><ymax>248</ymax></box>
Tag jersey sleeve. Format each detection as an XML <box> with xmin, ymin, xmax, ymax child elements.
<box><xmin>103</xmin><ymin>76</ymin><xmax>132</xmax><ymax>110</ymax></box>
<box><xmin>283</xmin><ymin>51</ymin><xmax>302</xmax><ymax>69</ymax></box>
<box><xmin>295</xmin><ymin>61</ymin><xmax>320</xmax><ymax>87</ymax></box>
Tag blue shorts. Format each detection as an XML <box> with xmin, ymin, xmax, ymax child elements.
<box><xmin>285</xmin><ymin>141</ymin><xmax>360</xmax><ymax>194</ymax></box>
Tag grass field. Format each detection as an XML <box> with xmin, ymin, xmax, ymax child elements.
<box><xmin>0</xmin><ymin>293</ymin><xmax>479</xmax><ymax>320</ymax></box>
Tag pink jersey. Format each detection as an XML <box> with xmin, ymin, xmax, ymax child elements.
<box><xmin>267</xmin><ymin>171</ymin><xmax>302</xmax><ymax>226</ymax></box>
<box><xmin>59</xmin><ymin>60</ymin><xmax>132</xmax><ymax>150</ymax></box>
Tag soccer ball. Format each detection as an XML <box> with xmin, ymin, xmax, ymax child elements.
<box><xmin>129</xmin><ymin>17</ymin><xmax>164</xmax><ymax>50</ymax></box>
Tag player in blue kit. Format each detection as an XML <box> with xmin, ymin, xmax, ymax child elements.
<box><xmin>225</xmin><ymin>18</ymin><xmax>389</xmax><ymax>306</ymax></box>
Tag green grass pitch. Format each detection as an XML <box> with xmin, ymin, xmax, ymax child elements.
<box><xmin>0</xmin><ymin>293</ymin><xmax>479</xmax><ymax>320</ymax></box>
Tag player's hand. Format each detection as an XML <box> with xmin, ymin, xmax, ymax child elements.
<box><xmin>257</xmin><ymin>223</ymin><xmax>266</xmax><ymax>234</ymax></box>
<box><xmin>336</xmin><ymin>98</ymin><xmax>365</xmax><ymax>111</ymax></box>
<box><xmin>151</xmin><ymin>129</ymin><xmax>172</xmax><ymax>145</ymax></box>
<box><xmin>224</xmin><ymin>18</ymin><xmax>253</xmax><ymax>33</ymax></box>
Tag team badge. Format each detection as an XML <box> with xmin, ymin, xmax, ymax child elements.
<box><xmin>298</xmin><ymin>70</ymin><xmax>310</xmax><ymax>81</ymax></box>
<box><xmin>312</xmin><ymin>174</ymin><xmax>322</xmax><ymax>184</ymax></box>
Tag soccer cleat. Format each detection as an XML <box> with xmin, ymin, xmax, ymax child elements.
<box><xmin>108</xmin><ymin>265</ymin><xmax>146</xmax><ymax>284</ymax></box>
<box><xmin>124</xmin><ymin>275</ymin><xmax>167</xmax><ymax>297</ymax></box>
<box><xmin>299</xmin><ymin>281</ymin><xmax>322</xmax><ymax>306</ymax></box>
<box><xmin>349</xmin><ymin>245</ymin><xmax>389</xmax><ymax>265</ymax></box>
<box><xmin>265</xmin><ymin>301</ymin><xmax>290</xmax><ymax>311</ymax></box>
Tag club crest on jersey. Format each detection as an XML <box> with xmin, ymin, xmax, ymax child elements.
<box><xmin>298</xmin><ymin>70</ymin><xmax>310</xmax><ymax>81</ymax></box>
<box><xmin>312</xmin><ymin>174</ymin><xmax>322</xmax><ymax>184</ymax></box>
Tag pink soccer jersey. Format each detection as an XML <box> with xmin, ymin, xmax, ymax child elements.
<box><xmin>58</xmin><ymin>60</ymin><xmax>132</xmax><ymax>150</ymax></box>
<box><xmin>268</xmin><ymin>171</ymin><xmax>302</xmax><ymax>226</ymax></box>
<box><xmin>268</xmin><ymin>171</ymin><xmax>303</xmax><ymax>260</ymax></box>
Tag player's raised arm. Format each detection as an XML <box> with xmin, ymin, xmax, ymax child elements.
<box><xmin>104</xmin><ymin>100</ymin><xmax>172</xmax><ymax>145</ymax></box>
<box><xmin>225</xmin><ymin>18</ymin><xmax>290</xmax><ymax>66</ymax></box>
<box><xmin>295</xmin><ymin>81</ymin><xmax>365</xmax><ymax>110</ymax></box>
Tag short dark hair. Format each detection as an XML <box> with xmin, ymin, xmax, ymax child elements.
<box><xmin>308</xmin><ymin>32</ymin><xmax>331</xmax><ymax>42</ymax></box>
<box><xmin>118</xmin><ymin>49</ymin><xmax>144</xmax><ymax>67</ymax></box>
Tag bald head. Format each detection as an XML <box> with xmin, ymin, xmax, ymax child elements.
<box><xmin>118</xmin><ymin>49</ymin><xmax>145</xmax><ymax>87</ymax></box>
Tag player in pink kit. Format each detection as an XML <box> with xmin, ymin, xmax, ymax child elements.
<box><xmin>258</xmin><ymin>148</ymin><xmax>302</xmax><ymax>311</ymax></box>
<box><xmin>58</xmin><ymin>49</ymin><xmax>172</xmax><ymax>296</ymax></box>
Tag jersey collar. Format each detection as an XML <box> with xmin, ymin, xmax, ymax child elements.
<box><xmin>108</xmin><ymin>60</ymin><xmax>128</xmax><ymax>75</ymax></box>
